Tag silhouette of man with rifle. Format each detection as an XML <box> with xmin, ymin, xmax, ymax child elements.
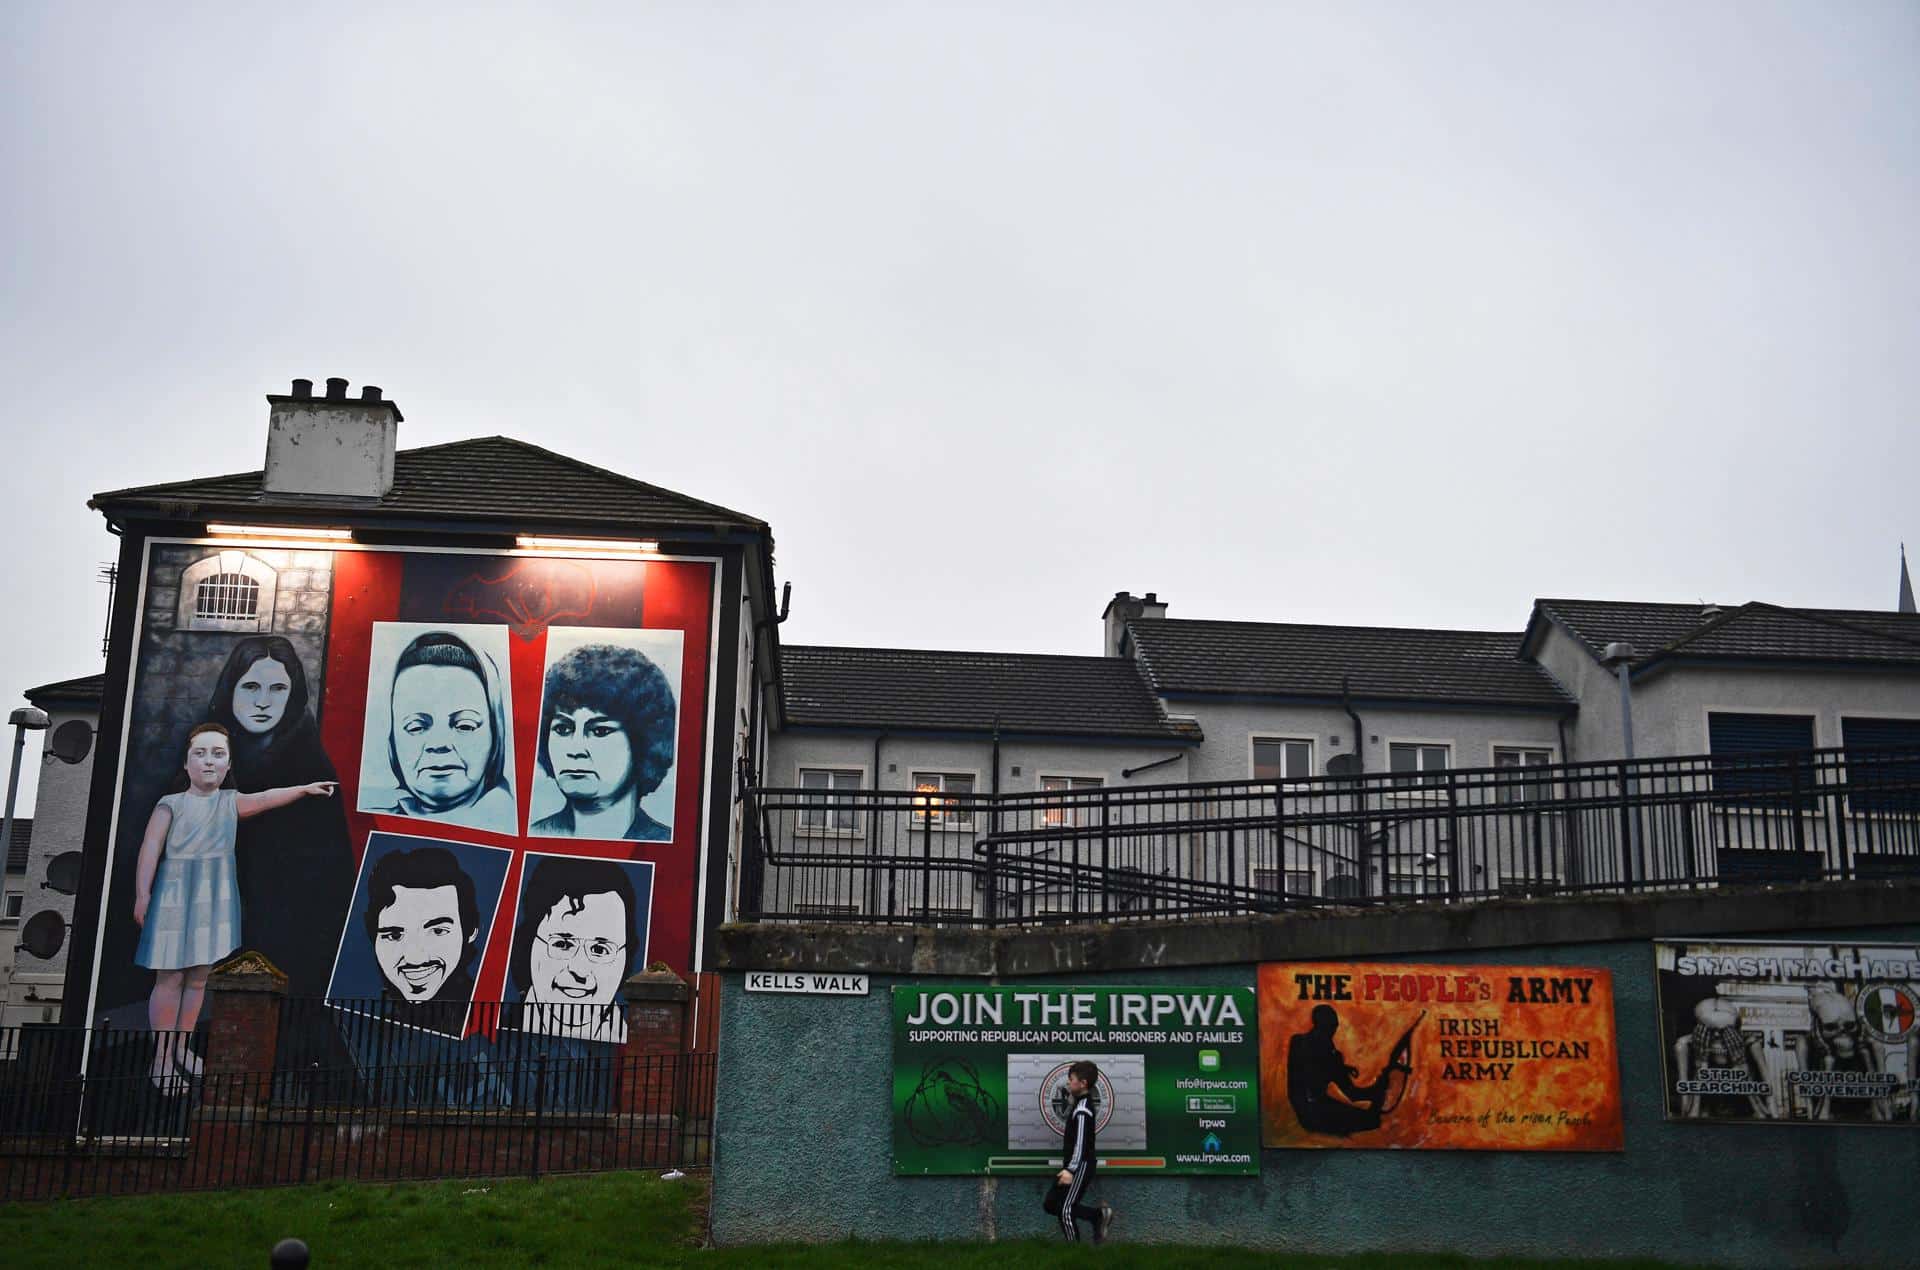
<box><xmin>1287</xmin><ymin>1004</ymin><xmax>1422</xmax><ymax>1136</ymax></box>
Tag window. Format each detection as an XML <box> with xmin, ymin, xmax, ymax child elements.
<box><xmin>911</xmin><ymin>772</ymin><xmax>975</xmax><ymax>826</ymax></box>
<box><xmin>1841</xmin><ymin>718</ymin><xmax>1920</xmax><ymax>815</ymax></box>
<box><xmin>1253</xmin><ymin>868</ymin><xmax>1317</xmax><ymax>897</ymax></box>
<box><xmin>797</xmin><ymin>768</ymin><xmax>861</xmax><ymax>831</ymax></box>
<box><xmin>1493</xmin><ymin>747</ymin><xmax>1553</xmax><ymax>804</ymax></box>
<box><xmin>1040</xmin><ymin>775</ymin><xmax>1102</xmax><ymax>827</ymax></box>
<box><xmin>1709</xmin><ymin>712</ymin><xmax>1816</xmax><ymax>801</ymax></box>
<box><xmin>1389</xmin><ymin>743</ymin><xmax>1450</xmax><ymax>791</ymax></box>
<box><xmin>1252</xmin><ymin>739</ymin><xmax>1313</xmax><ymax>782</ymax></box>
<box><xmin>2</xmin><ymin>892</ymin><xmax>21</xmax><ymax>922</ymax></box>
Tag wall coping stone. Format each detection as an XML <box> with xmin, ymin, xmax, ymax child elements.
<box><xmin>715</xmin><ymin>878</ymin><xmax>1920</xmax><ymax>977</ymax></box>
<box><xmin>623</xmin><ymin>969</ymin><xmax>691</xmax><ymax>1002</ymax></box>
<box><xmin>207</xmin><ymin>949</ymin><xmax>290</xmax><ymax>993</ymax></box>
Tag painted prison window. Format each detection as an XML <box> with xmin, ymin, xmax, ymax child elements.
<box><xmin>1040</xmin><ymin>775</ymin><xmax>1102</xmax><ymax>828</ymax></box>
<box><xmin>176</xmin><ymin>550</ymin><xmax>278</xmax><ymax>632</ymax></box>
<box><xmin>797</xmin><ymin>768</ymin><xmax>861</xmax><ymax>831</ymax></box>
<box><xmin>1252</xmin><ymin>738</ymin><xmax>1312</xmax><ymax>782</ymax></box>
<box><xmin>911</xmin><ymin>772</ymin><xmax>975</xmax><ymax>826</ymax></box>
<box><xmin>1708</xmin><ymin>712</ymin><xmax>1816</xmax><ymax>805</ymax></box>
<box><xmin>1493</xmin><ymin>747</ymin><xmax>1553</xmax><ymax>805</ymax></box>
<box><xmin>1389</xmin><ymin>742</ymin><xmax>1450</xmax><ymax>791</ymax></box>
<box><xmin>1840</xmin><ymin>717</ymin><xmax>1920</xmax><ymax>816</ymax></box>
<box><xmin>2</xmin><ymin>892</ymin><xmax>21</xmax><ymax>922</ymax></box>
<box><xmin>195</xmin><ymin>572</ymin><xmax>259</xmax><ymax>623</ymax></box>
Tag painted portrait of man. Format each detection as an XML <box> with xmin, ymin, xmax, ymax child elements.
<box><xmin>328</xmin><ymin>834</ymin><xmax>511</xmax><ymax>1038</ymax></box>
<box><xmin>508</xmin><ymin>854</ymin><xmax>655</xmax><ymax>1044</ymax></box>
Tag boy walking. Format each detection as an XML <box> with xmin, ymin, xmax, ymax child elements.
<box><xmin>1042</xmin><ymin>1060</ymin><xmax>1116</xmax><ymax>1243</ymax></box>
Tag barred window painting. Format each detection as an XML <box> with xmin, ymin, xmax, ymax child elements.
<box><xmin>194</xmin><ymin>572</ymin><xmax>261</xmax><ymax>624</ymax></box>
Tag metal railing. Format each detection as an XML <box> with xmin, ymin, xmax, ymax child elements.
<box><xmin>739</xmin><ymin>745</ymin><xmax>1920</xmax><ymax>925</ymax></box>
<box><xmin>0</xmin><ymin>1013</ymin><xmax>714</xmax><ymax>1201</ymax></box>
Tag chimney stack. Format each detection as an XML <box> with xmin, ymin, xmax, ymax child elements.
<box><xmin>1100</xmin><ymin>590</ymin><xmax>1169</xmax><ymax>657</ymax></box>
<box><xmin>263</xmin><ymin>376</ymin><xmax>403</xmax><ymax>498</ymax></box>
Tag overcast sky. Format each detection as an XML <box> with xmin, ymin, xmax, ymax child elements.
<box><xmin>2</xmin><ymin>3</ymin><xmax>1916</xmax><ymax>808</ymax></box>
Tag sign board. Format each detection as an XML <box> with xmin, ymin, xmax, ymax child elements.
<box><xmin>745</xmin><ymin>971</ymin><xmax>870</xmax><ymax>996</ymax></box>
<box><xmin>1258</xmin><ymin>962</ymin><xmax>1624</xmax><ymax>1151</ymax></box>
<box><xmin>891</xmin><ymin>983</ymin><xmax>1260</xmax><ymax>1176</ymax></box>
<box><xmin>1655</xmin><ymin>938</ymin><xmax>1920</xmax><ymax>1125</ymax></box>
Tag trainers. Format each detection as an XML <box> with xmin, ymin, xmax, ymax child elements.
<box><xmin>1094</xmin><ymin>1204</ymin><xmax>1115</xmax><ymax>1245</ymax></box>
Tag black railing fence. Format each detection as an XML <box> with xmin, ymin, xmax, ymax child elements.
<box><xmin>740</xmin><ymin>746</ymin><xmax>1920</xmax><ymax>925</ymax></box>
<box><xmin>0</xmin><ymin>1008</ymin><xmax>714</xmax><ymax>1202</ymax></box>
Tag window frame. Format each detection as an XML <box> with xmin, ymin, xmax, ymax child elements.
<box><xmin>1839</xmin><ymin>714</ymin><xmax>1920</xmax><ymax>817</ymax></box>
<box><xmin>1</xmin><ymin>891</ymin><xmax>21</xmax><ymax>923</ymax></box>
<box><xmin>1248</xmin><ymin>734</ymin><xmax>1316</xmax><ymax>783</ymax></box>
<box><xmin>1490</xmin><ymin>744</ymin><xmax>1556</xmax><ymax>805</ymax></box>
<box><xmin>1037</xmin><ymin>773</ymin><xmax>1104</xmax><ymax>829</ymax></box>
<box><xmin>794</xmin><ymin>765</ymin><xmax>866</xmax><ymax>836</ymax></box>
<box><xmin>909</xmin><ymin>769</ymin><xmax>981</xmax><ymax>829</ymax></box>
<box><xmin>1386</xmin><ymin>738</ymin><xmax>1452</xmax><ymax>797</ymax></box>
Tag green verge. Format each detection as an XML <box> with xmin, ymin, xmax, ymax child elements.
<box><xmin>0</xmin><ymin>1172</ymin><xmax>1704</xmax><ymax>1269</ymax></box>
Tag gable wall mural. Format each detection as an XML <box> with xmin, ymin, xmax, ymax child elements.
<box><xmin>82</xmin><ymin>539</ymin><xmax>716</xmax><ymax>1096</ymax></box>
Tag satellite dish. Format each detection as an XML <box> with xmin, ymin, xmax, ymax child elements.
<box><xmin>48</xmin><ymin>720</ymin><xmax>94</xmax><ymax>765</ymax></box>
<box><xmin>1326</xmin><ymin>753</ymin><xmax>1361</xmax><ymax>778</ymax></box>
<box><xmin>43</xmin><ymin>851</ymin><xmax>83</xmax><ymax>896</ymax></box>
<box><xmin>1323</xmin><ymin>872</ymin><xmax>1362</xmax><ymax>899</ymax></box>
<box><xmin>18</xmin><ymin>910</ymin><xmax>66</xmax><ymax>960</ymax></box>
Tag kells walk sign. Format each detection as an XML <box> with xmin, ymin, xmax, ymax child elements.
<box><xmin>891</xmin><ymin>984</ymin><xmax>1261</xmax><ymax>1176</ymax></box>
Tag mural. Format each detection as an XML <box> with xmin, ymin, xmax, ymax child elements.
<box><xmin>1654</xmin><ymin>939</ymin><xmax>1920</xmax><ymax>1124</ymax></box>
<box><xmin>84</xmin><ymin>542</ymin><xmax>715</xmax><ymax>1105</ymax></box>
<box><xmin>528</xmin><ymin>628</ymin><xmax>682</xmax><ymax>842</ymax></box>
<box><xmin>355</xmin><ymin>623</ymin><xmax>518</xmax><ymax>834</ymax></box>
<box><xmin>1258</xmin><ymin>962</ymin><xmax>1624</xmax><ymax>1151</ymax></box>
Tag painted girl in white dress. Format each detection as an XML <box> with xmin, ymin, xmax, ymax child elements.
<box><xmin>132</xmin><ymin>721</ymin><xmax>336</xmax><ymax>1089</ymax></box>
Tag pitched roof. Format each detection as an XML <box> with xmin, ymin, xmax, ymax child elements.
<box><xmin>779</xmin><ymin>646</ymin><xmax>1202</xmax><ymax>741</ymax></box>
<box><xmin>90</xmin><ymin>436</ymin><xmax>765</xmax><ymax>535</ymax></box>
<box><xmin>1531</xmin><ymin>599</ymin><xmax>1920</xmax><ymax>672</ymax></box>
<box><xmin>1124</xmin><ymin>618</ymin><xmax>1574</xmax><ymax>709</ymax></box>
<box><xmin>6</xmin><ymin>818</ymin><xmax>29</xmax><ymax>874</ymax></box>
<box><xmin>24</xmin><ymin>673</ymin><xmax>106</xmax><ymax>706</ymax></box>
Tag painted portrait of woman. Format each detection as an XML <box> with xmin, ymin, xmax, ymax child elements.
<box><xmin>205</xmin><ymin>635</ymin><xmax>353</xmax><ymax>1001</ymax></box>
<box><xmin>530</xmin><ymin>638</ymin><xmax>678</xmax><ymax>842</ymax></box>
<box><xmin>360</xmin><ymin>627</ymin><xmax>518</xmax><ymax>835</ymax></box>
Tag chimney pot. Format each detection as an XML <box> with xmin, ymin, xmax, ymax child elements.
<box><xmin>360</xmin><ymin>385</ymin><xmax>383</xmax><ymax>402</ymax></box>
<box><xmin>325</xmin><ymin>377</ymin><xmax>349</xmax><ymax>400</ymax></box>
<box><xmin>290</xmin><ymin>378</ymin><xmax>313</xmax><ymax>399</ymax></box>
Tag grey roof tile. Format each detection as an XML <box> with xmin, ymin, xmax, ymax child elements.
<box><xmin>1125</xmin><ymin>618</ymin><xmax>1573</xmax><ymax>708</ymax></box>
<box><xmin>780</xmin><ymin>646</ymin><xmax>1201</xmax><ymax>740</ymax></box>
<box><xmin>1535</xmin><ymin>599</ymin><xmax>1920</xmax><ymax>670</ymax></box>
<box><xmin>90</xmin><ymin>436</ymin><xmax>766</xmax><ymax>534</ymax></box>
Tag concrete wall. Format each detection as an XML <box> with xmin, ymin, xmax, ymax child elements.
<box><xmin>711</xmin><ymin>917</ymin><xmax>1920</xmax><ymax>1266</ymax></box>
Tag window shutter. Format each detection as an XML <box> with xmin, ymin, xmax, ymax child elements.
<box><xmin>1709</xmin><ymin>713</ymin><xmax>1814</xmax><ymax>754</ymax></box>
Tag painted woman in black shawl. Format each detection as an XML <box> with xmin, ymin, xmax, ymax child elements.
<box><xmin>206</xmin><ymin>636</ymin><xmax>353</xmax><ymax>999</ymax></box>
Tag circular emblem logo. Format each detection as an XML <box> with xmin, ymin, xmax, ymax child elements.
<box><xmin>1857</xmin><ymin>982</ymin><xmax>1918</xmax><ymax>1044</ymax></box>
<box><xmin>1038</xmin><ymin>1062</ymin><xmax>1115</xmax><ymax>1138</ymax></box>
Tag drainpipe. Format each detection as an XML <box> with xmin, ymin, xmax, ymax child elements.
<box><xmin>1341</xmin><ymin>676</ymin><xmax>1372</xmax><ymax>897</ymax></box>
<box><xmin>1340</xmin><ymin>677</ymin><xmax>1364</xmax><ymax>775</ymax></box>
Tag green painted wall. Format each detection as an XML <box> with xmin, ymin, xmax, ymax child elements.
<box><xmin>711</xmin><ymin>927</ymin><xmax>1920</xmax><ymax>1266</ymax></box>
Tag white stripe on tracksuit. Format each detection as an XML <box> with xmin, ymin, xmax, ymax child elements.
<box><xmin>1060</xmin><ymin>1103</ymin><xmax>1093</xmax><ymax>1240</ymax></box>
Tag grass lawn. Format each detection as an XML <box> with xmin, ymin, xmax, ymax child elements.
<box><xmin>0</xmin><ymin>1172</ymin><xmax>1696</xmax><ymax>1268</ymax></box>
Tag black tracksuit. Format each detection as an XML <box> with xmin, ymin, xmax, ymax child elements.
<box><xmin>1041</xmin><ymin>1093</ymin><xmax>1101</xmax><ymax>1240</ymax></box>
